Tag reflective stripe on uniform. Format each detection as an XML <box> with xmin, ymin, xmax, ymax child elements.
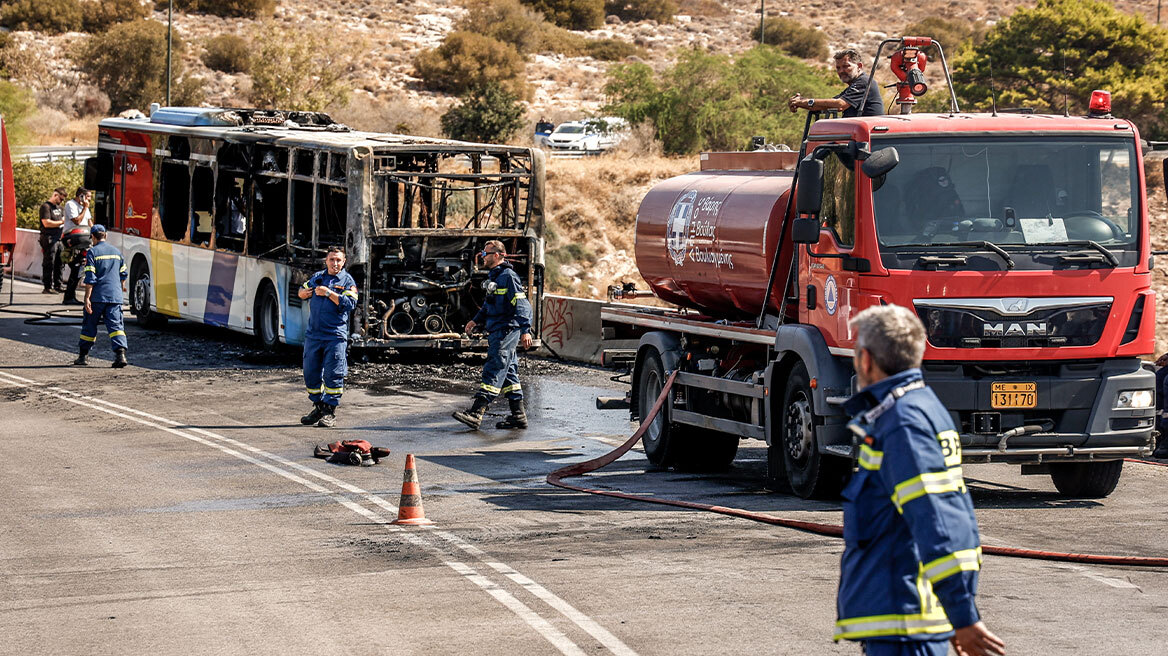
<box><xmin>301</xmin><ymin>281</ymin><xmax>313</xmax><ymax>289</ymax></box>
<box><xmin>833</xmin><ymin>614</ymin><xmax>953</xmax><ymax>641</ymax></box>
<box><xmin>109</xmin><ymin>330</ymin><xmax>125</xmax><ymax>338</ymax></box>
<box><xmin>501</xmin><ymin>384</ymin><xmax>522</xmax><ymax>394</ymax></box>
<box><xmin>324</xmin><ymin>386</ymin><xmax>343</xmax><ymax>394</ymax></box>
<box><xmin>495</xmin><ymin>288</ymin><xmax>508</xmax><ymax>295</ymax></box>
<box><xmin>82</xmin><ymin>266</ymin><xmax>96</xmax><ymax>273</ymax></box>
<box><xmin>80</xmin><ymin>334</ymin><xmax>97</xmax><ymax>342</ymax></box>
<box><xmin>858</xmin><ymin>444</ymin><xmax>883</xmax><ymax>471</ymax></box>
<box><xmin>342</xmin><ymin>290</ymin><xmax>358</xmax><ymax>299</ymax></box>
<box><xmin>922</xmin><ymin>547</ymin><xmax>982</xmax><ymax>584</ymax></box>
<box><xmin>480</xmin><ymin>383</ymin><xmax>501</xmax><ymax>394</ymax></box>
<box><xmin>93</xmin><ymin>255</ymin><xmax>121</xmax><ymax>261</ymax></box>
<box><xmin>891</xmin><ymin>467</ymin><xmax>966</xmax><ymax>512</ymax></box>
<box><xmin>511</xmin><ymin>292</ymin><xmax>527</xmax><ymax>305</ymax></box>
<box><xmin>306</xmin><ymin>386</ymin><xmax>323</xmax><ymax>394</ymax></box>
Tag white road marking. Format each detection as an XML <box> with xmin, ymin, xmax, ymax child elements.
<box><xmin>0</xmin><ymin>370</ymin><xmax>638</xmax><ymax>656</ymax></box>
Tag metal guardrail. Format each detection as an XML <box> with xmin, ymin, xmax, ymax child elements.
<box><xmin>14</xmin><ymin>147</ymin><xmax>97</xmax><ymax>164</ymax></box>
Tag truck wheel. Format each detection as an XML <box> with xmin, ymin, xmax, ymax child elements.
<box><xmin>780</xmin><ymin>362</ymin><xmax>848</xmax><ymax>499</ymax></box>
<box><xmin>1049</xmin><ymin>460</ymin><xmax>1123</xmax><ymax>498</ymax></box>
<box><xmin>637</xmin><ymin>350</ymin><xmax>680</xmax><ymax>466</ymax></box>
<box><xmin>131</xmin><ymin>265</ymin><xmax>168</xmax><ymax>328</ymax></box>
<box><xmin>254</xmin><ymin>284</ymin><xmax>281</xmax><ymax>350</ymax></box>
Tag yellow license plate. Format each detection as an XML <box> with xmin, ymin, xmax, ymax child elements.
<box><xmin>991</xmin><ymin>382</ymin><xmax>1037</xmax><ymax>409</ymax></box>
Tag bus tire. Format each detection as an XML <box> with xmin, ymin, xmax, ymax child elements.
<box><xmin>130</xmin><ymin>263</ymin><xmax>167</xmax><ymax>328</ymax></box>
<box><xmin>254</xmin><ymin>283</ymin><xmax>281</xmax><ymax>350</ymax></box>
<box><xmin>1049</xmin><ymin>460</ymin><xmax>1123</xmax><ymax>498</ymax></box>
<box><xmin>780</xmin><ymin>362</ymin><xmax>848</xmax><ymax>499</ymax></box>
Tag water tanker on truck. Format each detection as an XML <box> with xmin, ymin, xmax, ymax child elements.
<box><xmin>600</xmin><ymin>37</ymin><xmax>1158</xmax><ymax>499</ymax></box>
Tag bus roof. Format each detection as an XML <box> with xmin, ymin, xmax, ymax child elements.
<box><xmin>98</xmin><ymin>107</ymin><xmax>537</xmax><ymax>155</ymax></box>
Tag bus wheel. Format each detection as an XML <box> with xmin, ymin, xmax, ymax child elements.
<box><xmin>780</xmin><ymin>362</ymin><xmax>848</xmax><ymax>499</ymax></box>
<box><xmin>254</xmin><ymin>284</ymin><xmax>281</xmax><ymax>350</ymax></box>
<box><xmin>131</xmin><ymin>266</ymin><xmax>167</xmax><ymax>328</ymax></box>
<box><xmin>1049</xmin><ymin>460</ymin><xmax>1123</xmax><ymax>498</ymax></box>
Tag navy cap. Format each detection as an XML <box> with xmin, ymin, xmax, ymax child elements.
<box><xmin>90</xmin><ymin>224</ymin><xmax>107</xmax><ymax>235</ymax></box>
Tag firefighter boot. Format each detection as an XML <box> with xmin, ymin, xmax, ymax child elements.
<box><xmin>73</xmin><ymin>347</ymin><xmax>90</xmax><ymax>366</ymax></box>
<box><xmin>496</xmin><ymin>398</ymin><xmax>528</xmax><ymax>429</ymax></box>
<box><xmin>316</xmin><ymin>404</ymin><xmax>337</xmax><ymax>428</ymax></box>
<box><xmin>112</xmin><ymin>348</ymin><xmax>128</xmax><ymax>369</ymax></box>
<box><xmin>1154</xmin><ymin>433</ymin><xmax>1168</xmax><ymax>459</ymax></box>
<box><xmin>301</xmin><ymin>402</ymin><xmax>326</xmax><ymax>426</ymax></box>
<box><xmin>452</xmin><ymin>397</ymin><xmax>490</xmax><ymax>430</ymax></box>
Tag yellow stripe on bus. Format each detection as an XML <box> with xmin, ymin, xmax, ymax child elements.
<box><xmin>150</xmin><ymin>239</ymin><xmax>180</xmax><ymax>316</ymax></box>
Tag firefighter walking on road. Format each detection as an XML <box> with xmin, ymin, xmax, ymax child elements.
<box><xmin>453</xmin><ymin>240</ymin><xmax>533</xmax><ymax>430</ymax></box>
<box><xmin>297</xmin><ymin>247</ymin><xmax>358</xmax><ymax>429</ymax></box>
<box><xmin>74</xmin><ymin>225</ymin><xmax>128</xmax><ymax>368</ymax></box>
<box><xmin>837</xmin><ymin>305</ymin><xmax>1005</xmax><ymax>656</ymax></box>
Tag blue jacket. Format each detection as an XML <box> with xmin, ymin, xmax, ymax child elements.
<box><xmin>473</xmin><ymin>261</ymin><xmax>532</xmax><ymax>335</ymax></box>
<box><xmin>836</xmin><ymin>368</ymin><xmax>981</xmax><ymax>643</ymax></box>
<box><xmin>302</xmin><ymin>269</ymin><xmax>358</xmax><ymax>341</ymax></box>
<box><xmin>82</xmin><ymin>240</ymin><xmax>127</xmax><ymax>304</ymax></box>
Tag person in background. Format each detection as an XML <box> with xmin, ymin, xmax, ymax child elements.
<box><xmin>39</xmin><ymin>187</ymin><xmax>67</xmax><ymax>294</ymax></box>
<box><xmin>1154</xmin><ymin>353</ymin><xmax>1168</xmax><ymax>458</ymax></box>
<box><xmin>61</xmin><ymin>187</ymin><xmax>93</xmax><ymax>305</ymax></box>
<box><xmin>63</xmin><ymin>187</ymin><xmax>92</xmax><ymax>233</ymax></box>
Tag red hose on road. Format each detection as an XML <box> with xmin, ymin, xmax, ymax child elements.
<box><xmin>547</xmin><ymin>371</ymin><xmax>1168</xmax><ymax>567</ymax></box>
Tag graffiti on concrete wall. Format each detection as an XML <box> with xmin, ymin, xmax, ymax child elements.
<box><xmin>542</xmin><ymin>296</ymin><xmax>574</xmax><ymax>349</ymax></box>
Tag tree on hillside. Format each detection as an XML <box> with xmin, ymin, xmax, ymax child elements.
<box><xmin>521</xmin><ymin>0</ymin><xmax>603</xmax><ymax>31</ymax></box>
<box><xmin>0</xmin><ymin>0</ymin><xmax>83</xmax><ymax>34</ymax></box>
<box><xmin>76</xmin><ymin>20</ymin><xmax>204</xmax><ymax>112</ymax></box>
<box><xmin>902</xmin><ymin>17</ymin><xmax>985</xmax><ymax>61</ymax></box>
<box><xmin>459</xmin><ymin>0</ymin><xmax>547</xmax><ymax>56</ymax></box>
<box><xmin>414</xmin><ymin>31</ymin><xmax>529</xmax><ymax>99</ymax></box>
<box><xmin>604</xmin><ymin>46</ymin><xmax>838</xmax><ymax>155</ymax></box>
<box><xmin>249</xmin><ymin>24</ymin><xmax>356</xmax><ymax>111</ymax></box>
<box><xmin>164</xmin><ymin>0</ymin><xmax>277</xmax><ymax>18</ymax></box>
<box><xmin>752</xmin><ymin>16</ymin><xmax>829</xmax><ymax>61</ymax></box>
<box><xmin>440</xmin><ymin>84</ymin><xmax>526</xmax><ymax>144</ymax></box>
<box><xmin>0</xmin><ymin>80</ymin><xmax>36</xmax><ymax>146</ymax></box>
<box><xmin>950</xmin><ymin>0</ymin><xmax>1168</xmax><ymax>134</ymax></box>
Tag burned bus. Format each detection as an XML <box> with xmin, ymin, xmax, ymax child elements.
<box><xmin>84</xmin><ymin>106</ymin><xmax>545</xmax><ymax>350</ymax></box>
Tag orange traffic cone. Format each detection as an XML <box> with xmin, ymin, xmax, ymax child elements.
<box><xmin>392</xmin><ymin>454</ymin><xmax>434</xmax><ymax>525</ymax></box>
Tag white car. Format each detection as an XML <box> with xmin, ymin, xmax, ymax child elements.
<box><xmin>544</xmin><ymin>117</ymin><xmax>629</xmax><ymax>151</ymax></box>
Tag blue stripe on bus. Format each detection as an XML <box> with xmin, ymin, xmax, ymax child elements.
<box><xmin>203</xmin><ymin>252</ymin><xmax>238</xmax><ymax>327</ymax></box>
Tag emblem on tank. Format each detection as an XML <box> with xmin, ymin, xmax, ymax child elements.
<box><xmin>667</xmin><ymin>190</ymin><xmax>698</xmax><ymax>266</ymax></box>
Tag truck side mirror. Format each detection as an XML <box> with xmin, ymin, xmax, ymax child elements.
<box><xmin>861</xmin><ymin>147</ymin><xmax>899</xmax><ymax>178</ymax></box>
<box><xmin>792</xmin><ymin>217</ymin><xmax>821</xmax><ymax>244</ymax></box>
<box><xmin>796</xmin><ymin>158</ymin><xmax>824</xmax><ymax>215</ymax></box>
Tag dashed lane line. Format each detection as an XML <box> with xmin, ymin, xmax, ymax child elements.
<box><xmin>0</xmin><ymin>370</ymin><xmax>638</xmax><ymax>656</ymax></box>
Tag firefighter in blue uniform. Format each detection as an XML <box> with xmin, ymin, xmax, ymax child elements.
<box><xmin>297</xmin><ymin>247</ymin><xmax>358</xmax><ymax>428</ymax></box>
<box><xmin>838</xmin><ymin>305</ymin><xmax>1005</xmax><ymax>656</ymax></box>
<box><xmin>73</xmin><ymin>224</ymin><xmax>128</xmax><ymax>368</ymax></box>
<box><xmin>453</xmin><ymin>240</ymin><xmax>533</xmax><ymax>430</ymax></box>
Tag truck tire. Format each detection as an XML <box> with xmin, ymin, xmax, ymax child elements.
<box><xmin>637</xmin><ymin>350</ymin><xmax>681</xmax><ymax>466</ymax></box>
<box><xmin>780</xmin><ymin>362</ymin><xmax>849</xmax><ymax>499</ymax></box>
<box><xmin>1049</xmin><ymin>460</ymin><xmax>1123</xmax><ymax>498</ymax></box>
<box><xmin>130</xmin><ymin>264</ymin><xmax>168</xmax><ymax>328</ymax></box>
<box><xmin>254</xmin><ymin>283</ymin><xmax>281</xmax><ymax>350</ymax></box>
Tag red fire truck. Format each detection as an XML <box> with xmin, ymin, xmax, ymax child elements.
<box><xmin>601</xmin><ymin>38</ymin><xmax>1157</xmax><ymax>499</ymax></box>
<box><xmin>0</xmin><ymin>115</ymin><xmax>16</xmax><ymax>296</ymax></box>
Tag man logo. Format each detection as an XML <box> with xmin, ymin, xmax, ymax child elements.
<box><xmin>983</xmin><ymin>322</ymin><xmax>1047</xmax><ymax>337</ymax></box>
<box><xmin>667</xmin><ymin>190</ymin><xmax>697</xmax><ymax>267</ymax></box>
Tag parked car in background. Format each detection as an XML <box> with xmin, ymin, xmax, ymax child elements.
<box><xmin>544</xmin><ymin>117</ymin><xmax>629</xmax><ymax>152</ymax></box>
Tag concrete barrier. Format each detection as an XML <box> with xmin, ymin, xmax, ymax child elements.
<box><xmin>540</xmin><ymin>294</ymin><xmax>637</xmax><ymax>365</ymax></box>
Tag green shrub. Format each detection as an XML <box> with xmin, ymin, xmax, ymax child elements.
<box><xmin>441</xmin><ymin>83</ymin><xmax>526</xmax><ymax>144</ymax></box>
<box><xmin>0</xmin><ymin>80</ymin><xmax>36</xmax><ymax>146</ymax></box>
<box><xmin>584</xmin><ymin>38</ymin><xmax>643</xmax><ymax>61</ymax></box>
<box><xmin>604</xmin><ymin>45</ymin><xmax>838</xmax><ymax>154</ymax></box>
<box><xmin>458</xmin><ymin>0</ymin><xmax>546</xmax><ymax>55</ymax></box>
<box><xmin>752</xmin><ymin>17</ymin><xmax>829</xmax><ymax>61</ymax></box>
<box><xmin>604</xmin><ymin>0</ymin><xmax>677</xmax><ymax>23</ymax></box>
<box><xmin>75</xmin><ymin>19</ymin><xmax>204</xmax><ymax>112</ymax></box>
<box><xmin>248</xmin><ymin>24</ymin><xmax>355</xmax><ymax>111</ymax></box>
<box><xmin>903</xmin><ymin>17</ymin><xmax>986</xmax><ymax>60</ymax></box>
<box><xmin>202</xmin><ymin>34</ymin><xmax>251</xmax><ymax>73</ymax></box>
<box><xmin>162</xmin><ymin>0</ymin><xmax>276</xmax><ymax>18</ymax></box>
<box><xmin>521</xmin><ymin>0</ymin><xmax>602</xmax><ymax>30</ymax></box>
<box><xmin>83</xmin><ymin>0</ymin><xmax>151</xmax><ymax>32</ymax></box>
<box><xmin>13</xmin><ymin>160</ymin><xmax>85</xmax><ymax>230</ymax></box>
<box><xmin>0</xmin><ymin>0</ymin><xmax>83</xmax><ymax>34</ymax></box>
<box><xmin>414</xmin><ymin>31</ymin><xmax>528</xmax><ymax>98</ymax></box>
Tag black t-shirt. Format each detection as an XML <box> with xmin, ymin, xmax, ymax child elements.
<box><xmin>835</xmin><ymin>73</ymin><xmax>884</xmax><ymax>117</ymax></box>
<box><xmin>40</xmin><ymin>201</ymin><xmax>64</xmax><ymax>239</ymax></box>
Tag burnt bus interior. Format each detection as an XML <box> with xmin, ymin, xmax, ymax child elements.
<box><xmin>88</xmin><ymin>114</ymin><xmax>544</xmax><ymax>348</ymax></box>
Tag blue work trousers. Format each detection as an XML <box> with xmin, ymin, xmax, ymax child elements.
<box><xmin>303</xmin><ymin>337</ymin><xmax>347</xmax><ymax>407</ymax></box>
<box><xmin>80</xmin><ymin>301</ymin><xmax>127</xmax><ymax>353</ymax></box>
<box><xmin>861</xmin><ymin>640</ymin><xmax>949</xmax><ymax>656</ymax></box>
<box><xmin>476</xmin><ymin>326</ymin><xmax>522</xmax><ymax>402</ymax></box>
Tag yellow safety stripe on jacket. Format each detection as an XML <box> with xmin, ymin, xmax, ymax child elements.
<box><xmin>324</xmin><ymin>386</ymin><xmax>343</xmax><ymax>394</ymax></box>
<box><xmin>511</xmin><ymin>292</ymin><xmax>526</xmax><ymax>305</ymax></box>
<box><xmin>480</xmin><ymin>383</ymin><xmax>501</xmax><ymax>394</ymax></box>
<box><xmin>109</xmin><ymin>330</ymin><xmax>125</xmax><ymax>338</ymax></box>
<box><xmin>301</xmin><ymin>281</ymin><xmax>312</xmax><ymax>289</ymax></box>
<box><xmin>858</xmin><ymin>444</ymin><xmax>883</xmax><ymax>471</ymax></box>
<box><xmin>922</xmin><ymin>547</ymin><xmax>983</xmax><ymax>584</ymax></box>
<box><xmin>342</xmin><ymin>290</ymin><xmax>358</xmax><ymax>299</ymax></box>
<box><xmin>833</xmin><ymin>614</ymin><xmax>953</xmax><ymax>641</ymax></box>
<box><xmin>306</xmin><ymin>386</ymin><xmax>323</xmax><ymax>394</ymax></box>
<box><xmin>501</xmin><ymin>384</ymin><xmax>522</xmax><ymax>394</ymax></box>
<box><xmin>93</xmin><ymin>254</ymin><xmax>121</xmax><ymax>261</ymax></box>
<box><xmin>82</xmin><ymin>266</ymin><xmax>96</xmax><ymax>273</ymax></box>
<box><xmin>80</xmin><ymin>334</ymin><xmax>96</xmax><ymax>342</ymax></box>
<box><xmin>119</xmin><ymin>264</ymin><xmax>127</xmax><ymax>274</ymax></box>
<box><xmin>891</xmin><ymin>467</ymin><xmax>966</xmax><ymax>512</ymax></box>
<box><xmin>495</xmin><ymin>288</ymin><xmax>509</xmax><ymax>295</ymax></box>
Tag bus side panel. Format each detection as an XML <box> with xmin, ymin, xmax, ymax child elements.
<box><xmin>149</xmin><ymin>239</ymin><xmax>182</xmax><ymax>317</ymax></box>
<box><xmin>275</xmin><ymin>262</ymin><xmax>309</xmax><ymax>346</ymax></box>
<box><xmin>184</xmin><ymin>245</ymin><xmax>214</xmax><ymax>321</ymax></box>
<box><xmin>190</xmin><ymin>249</ymin><xmax>241</xmax><ymax>328</ymax></box>
<box><xmin>225</xmin><ymin>252</ymin><xmax>249</xmax><ymax>331</ymax></box>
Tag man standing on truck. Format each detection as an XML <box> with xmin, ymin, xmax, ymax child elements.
<box><xmin>836</xmin><ymin>305</ymin><xmax>1005</xmax><ymax>656</ymax></box>
<box><xmin>789</xmin><ymin>49</ymin><xmax>884</xmax><ymax>118</ymax></box>
<box><xmin>297</xmin><ymin>246</ymin><xmax>358</xmax><ymax>429</ymax></box>
<box><xmin>453</xmin><ymin>240</ymin><xmax>533</xmax><ymax>430</ymax></box>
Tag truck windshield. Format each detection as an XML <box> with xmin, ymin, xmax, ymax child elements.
<box><xmin>870</xmin><ymin>137</ymin><xmax>1140</xmax><ymax>261</ymax></box>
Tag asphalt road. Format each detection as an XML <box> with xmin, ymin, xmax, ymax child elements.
<box><xmin>2</xmin><ymin>278</ymin><xmax>1167</xmax><ymax>655</ymax></box>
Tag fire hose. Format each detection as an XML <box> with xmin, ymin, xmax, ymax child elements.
<box><xmin>547</xmin><ymin>370</ymin><xmax>1168</xmax><ymax>567</ymax></box>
